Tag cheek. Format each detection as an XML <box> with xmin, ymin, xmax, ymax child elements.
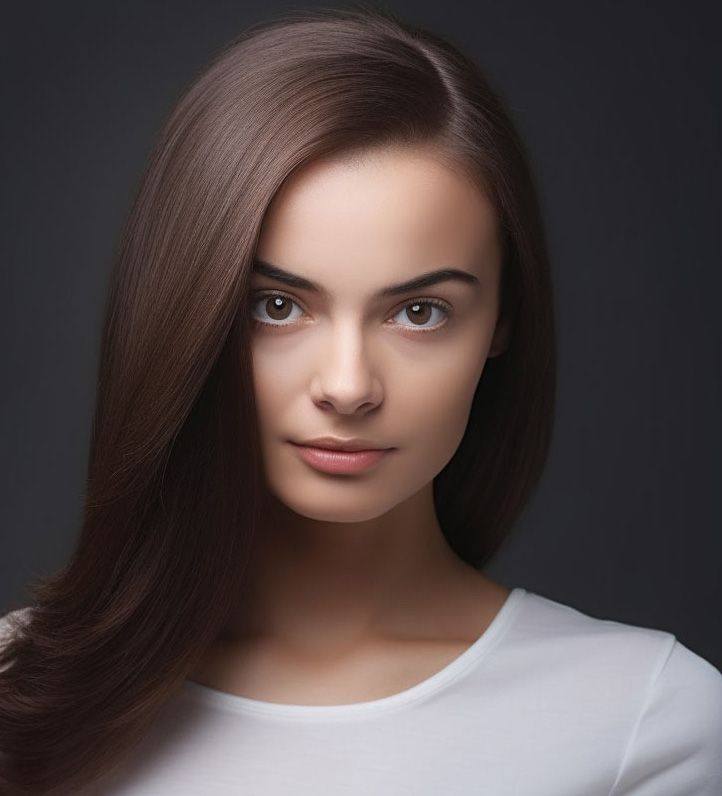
<box><xmin>402</xmin><ymin>366</ymin><xmax>482</xmax><ymax>461</ymax></box>
<box><xmin>250</xmin><ymin>349</ymin><xmax>292</xmax><ymax>437</ymax></box>
<box><xmin>388</xmin><ymin>344</ymin><xmax>486</xmax><ymax>468</ymax></box>
<box><xmin>398</xmin><ymin>333</ymin><xmax>486</xmax><ymax>412</ymax></box>
<box><xmin>253</xmin><ymin>386</ymin><xmax>293</xmax><ymax>445</ymax></box>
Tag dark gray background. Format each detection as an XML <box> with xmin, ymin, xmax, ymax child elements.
<box><xmin>2</xmin><ymin>1</ymin><xmax>720</xmax><ymax>668</ymax></box>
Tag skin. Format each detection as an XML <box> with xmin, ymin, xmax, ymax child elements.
<box><xmin>189</xmin><ymin>143</ymin><xmax>513</xmax><ymax>704</ymax></box>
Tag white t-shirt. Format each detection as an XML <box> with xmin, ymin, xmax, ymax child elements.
<box><xmin>2</xmin><ymin>587</ymin><xmax>721</xmax><ymax>795</ymax></box>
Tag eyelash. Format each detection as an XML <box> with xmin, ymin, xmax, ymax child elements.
<box><xmin>249</xmin><ymin>290</ymin><xmax>452</xmax><ymax>334</ymax></box>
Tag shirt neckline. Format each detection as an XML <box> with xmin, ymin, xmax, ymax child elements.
<box><xmin>181</xmin><ymin>586</ymin><xmax>527</xmax><ymax>721</ymax></box>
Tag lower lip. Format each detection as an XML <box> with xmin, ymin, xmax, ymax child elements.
<box><xmin>291</xmin><ymin>444</ymin><xmax>393</xmax><ymax>474</ymax></box>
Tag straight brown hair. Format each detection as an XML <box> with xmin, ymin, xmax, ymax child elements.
<box><xmin>0</xmin><ymin>5</ymin><xmax>556</xmax><ymax>793</ymax></box>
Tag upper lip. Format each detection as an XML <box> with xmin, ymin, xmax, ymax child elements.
<box><xmin>293</xmin><ymin>436</ymin><xmax>393</xmax><ymax>452</ymax></box>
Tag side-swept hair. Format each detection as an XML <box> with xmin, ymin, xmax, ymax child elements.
<box><xmin>0</xmin><ymin>5</ymin><xmax>555</xmax><ymax>792</ymax></box>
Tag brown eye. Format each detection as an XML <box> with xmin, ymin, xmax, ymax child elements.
<box><xmin>250</xmin><ymin>292</ymin><xmax>303</xmax><ymax>326</ymax></box>
<box><xmin>405</xmin><ymin>302</ymin><xmax>432</xmax><ymax>325</ymax></box>
<box><xmin>264</xmin><ymin>295</ymin><xmax>292</xmax><ymax>321</ymax></box>
<box><xmin>391</xmin><ymin>299</ymin><xmax>451</xmax><ymax>332</ymax></box>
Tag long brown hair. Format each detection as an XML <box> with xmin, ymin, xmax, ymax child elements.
<box><xmin>0</xmin><ymin>5</ymin><xmax>556</xmax><ymax>793</ymax></box>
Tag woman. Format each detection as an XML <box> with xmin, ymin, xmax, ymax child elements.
<box><xmin>1</xmin><ymin>6</ymin><xmax>720</xmax><ymax>794</ymax></box>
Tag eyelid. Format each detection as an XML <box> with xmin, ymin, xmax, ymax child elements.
<box><xmin>249</xmin><ymin>289</ymin><xmax>452</xmax><ymax>331</ymax></box>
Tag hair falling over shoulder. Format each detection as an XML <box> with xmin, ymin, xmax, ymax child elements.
<box><xmin>0</xmin><ymin>4</ymin><xmax>555</xmax><ymax>792</ymax></box>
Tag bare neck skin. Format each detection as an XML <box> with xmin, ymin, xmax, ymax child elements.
<box><xmin>225</xmin><ymin>484</ymin><xmax>508</xmax><ymax>659</ymax></box>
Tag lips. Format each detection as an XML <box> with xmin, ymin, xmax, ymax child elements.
<box><xmin>290</xmin><ymin>442</ymin><xmax>393</xmax><ymax>474</ymax></box>
<box><xmin>293</xmin><ymin>436</ymin><xmax>393</xmax><ymax>452</ymax></box>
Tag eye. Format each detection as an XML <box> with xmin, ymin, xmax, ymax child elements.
<box><xmin>249</xmin><ymin>291</ymin><xmax>452</xmax><ymax>332</ymax></box>
<box><xmin>388</xmin><ymin>299</ymin><xmax>451</xmax><ymax>332</ymax></box>
<box><xmin>251</xmin><ymin>291</ymin><xmax>303</xmax><ymax>326</ymax></box>
<box><xmin>250</xmin><ymin>291</ymin><xmax>305</xmax><ymax>327</ymax></box>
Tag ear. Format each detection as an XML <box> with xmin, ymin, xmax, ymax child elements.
<box><xmin>487</xmin><ymin>313</ymin><xmax>512</xmax><ymax>358</ymax></box>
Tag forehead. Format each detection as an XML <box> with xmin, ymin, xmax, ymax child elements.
<box><xmin>255</xmin><ymin>145</ymin><xmax>500</xmax><ymax>286</ymax></box>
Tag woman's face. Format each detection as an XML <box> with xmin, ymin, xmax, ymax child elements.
<box><xmin>250</xmin><ymin>144</ymin><xmax>507</xmax><ymax>523</ymax></box>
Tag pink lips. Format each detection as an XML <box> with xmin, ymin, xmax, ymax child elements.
<box><xmin>291</xmin><ymin>443</ymin><xmax>393</xmax><ymax>474</ymax></box>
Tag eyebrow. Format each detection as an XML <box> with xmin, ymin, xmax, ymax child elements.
<box><xmin>251</xmin><ymin>258</ymin><xmax>480</xmax><ymax>298</ymax></box>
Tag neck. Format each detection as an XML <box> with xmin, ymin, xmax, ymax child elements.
<box><xmin>221</xmin><ymin>482</ymin><xmax>491</xmax><ymax>656</ymax></box>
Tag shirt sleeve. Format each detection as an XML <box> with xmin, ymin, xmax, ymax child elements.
<box><xmin>608</xmin><ymin>636</ymin><xmax>722</xmax><ymax>796</ymax></box>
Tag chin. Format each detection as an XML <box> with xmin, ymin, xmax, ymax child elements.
<box><xmin>270</xmin><ymin>487</ymin><xmax>399</xmax><ymax>524</ymax></box>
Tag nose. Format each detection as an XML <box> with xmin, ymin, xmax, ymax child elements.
<box><xmin>310</xmin><ymin>322</ymin><xmax>383</xmax><ymax>415</ymax></box>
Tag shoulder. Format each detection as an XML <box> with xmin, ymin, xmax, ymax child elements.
<box><xmin>515</xmin><ymin>589</ymin><xmax>680</xmax><ymax>672</ymax></box>
<box><xmin>652</xmin><ymin>637</ymin><xmax>722</xmax><ymax>727</ymax></box>
<box><xmin>518</xmin><ymin>591</ymin><xmax>722</xmax><ymax>793</ymax></box>
<box><xmin>607</xmin><ymin>637</ymin><xmax>722</xmax><ymax>794</ymax></box>
<box><xmin>520</xmin><ymin>590</ymin><xmax>721</xmax><ymax>696</ymax></box>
